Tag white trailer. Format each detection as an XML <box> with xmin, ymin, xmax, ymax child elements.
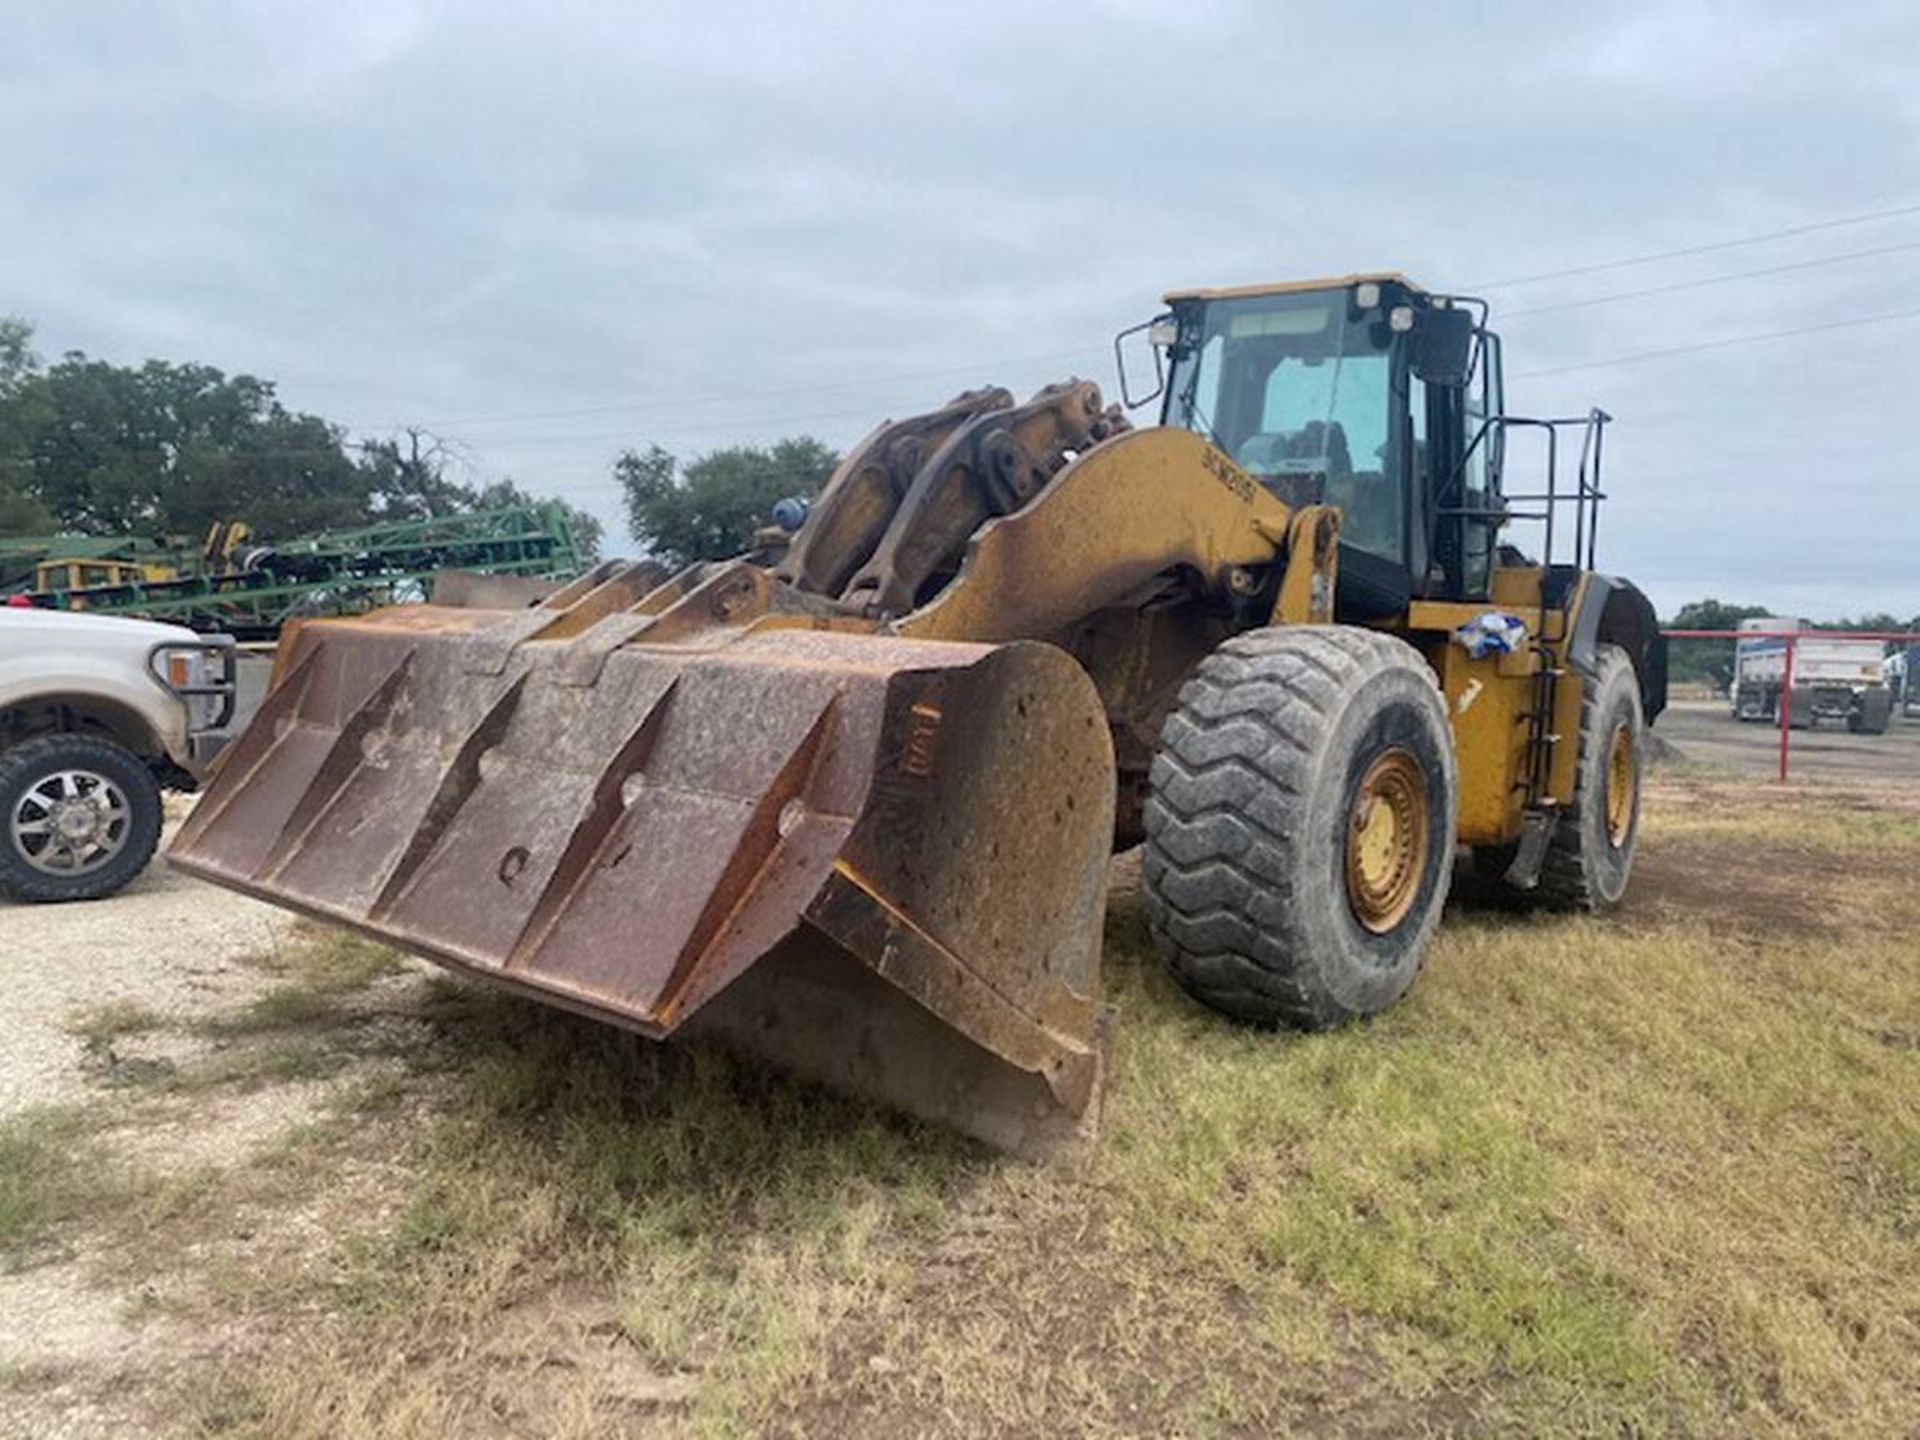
<box><xmin>1730</xmin><ymin>616</ymin><xmax>1892</xmax><ymax>733</ymax></box>
<box><xmin>1889</xmin><ymin>645</ymin><xmax>1920</xmax><ymax>718</ymax></box>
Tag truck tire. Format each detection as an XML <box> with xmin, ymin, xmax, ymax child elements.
<box><xmin>1532</xmin><ymin>644</ymin><xmax>1643</xmax><ymax>910</ymax></box>
<box><xmin>1143</xmin><ymin>626</ymin><xmax>1458</xmax><ymax>1029</ymax></box>
<box><xmin>1849</xmin><ymin>689</ymin><xmax>1892</xmax><ymax>736</ymax></box>
<box><xmin>1787</xmin><ymin>686</ymin><xmax>1815</xmax><ymax>730</ymax></box>
<box><xmin>0</xmin><ymin>734</ymin><xmax>164</xmax><ymax>903</ymax></box>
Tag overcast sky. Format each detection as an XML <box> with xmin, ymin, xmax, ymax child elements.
<box><xmin>5</xmin><ymin>0</ymin><xmax>1917</xmax><ymax>618</ymax></box>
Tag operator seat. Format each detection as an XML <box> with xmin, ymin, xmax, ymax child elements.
<box><xmin>1236</xmin><ymin>422</ymin><xmax>1392</xmax><ymax>554</ymax></box>
<box><xmin>1234</xmin><ymin>422</ymin><xmax>1411</xmax><ymax>620</ymax></box>
<box><xmin>1236</xmin><ymin>420</ymin><xmax>1353</xmax><ymax>479</ymax></box>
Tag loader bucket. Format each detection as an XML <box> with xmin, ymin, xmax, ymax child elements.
<box><xmin>170</xmin><ymin>602</ymin><xmax>1117</xmax><ymax>1159</ymax></box>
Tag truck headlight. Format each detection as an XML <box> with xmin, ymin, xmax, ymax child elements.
<box><xmin>152</xmin><ymin>645</ymin><xmax>206</xmax><ymax>690</ymax></box>
<box><xmin>150</xmin><ymin>645</ymin><xmax>226</xmax><ymax>730</ymax></box>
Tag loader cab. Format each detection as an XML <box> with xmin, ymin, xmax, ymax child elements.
<box><xmin>1151</xmin><ymin>275</ymin><xmax>1504</xmax><ymax>615</ymax></box>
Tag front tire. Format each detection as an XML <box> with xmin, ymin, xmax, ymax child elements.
<box><xmin>1143</xmin><ymin>626</ymin><xmax>1457</xmax><ymax>1029</ymax></box>
<box><xmin>0</xmin><ymin>735</ymin><xmax>164</xmax><ymax>903</ymax></box>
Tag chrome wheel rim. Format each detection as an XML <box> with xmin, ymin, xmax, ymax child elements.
<box><xmin>10</xmin><ymin>769</ymin><xmax>132</xmax><ymax>876</ymax></box>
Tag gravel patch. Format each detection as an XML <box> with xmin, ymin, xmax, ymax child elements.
<box><xmin>0</xmin><ymin>1264</ymin><xmax>183</xmax><ymax>1440</ymax></box>
<box><xmin>0</xmin><ymin>817</ymin><xmax>298</xmax><ymax>1118</ymax></box>
<box><xmin>0</xmin><ymin>810</ymin><xmax>395</xmax><ymax>1436</ymax></box>
<box><xmin>113</xmin><ymin>1079</ymin><xmax>345</xmax><ymax>1173</ymax></box>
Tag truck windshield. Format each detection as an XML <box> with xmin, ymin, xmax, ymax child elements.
<box><xmin>1165</xmin><ymin>292</ymin><xmax>1400</xmax><ymax>561</ymax></box>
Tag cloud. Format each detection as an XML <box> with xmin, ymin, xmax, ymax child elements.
<box><xmin>2</xmin><ymin>0</ymin><xmax>1916</xmax><ymax>616</ymax></box>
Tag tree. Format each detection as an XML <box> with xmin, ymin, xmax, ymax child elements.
<box><xmin>1665</xmin><ymin>598</ymin><xmax>1774</xmax><ymax>691</ymax></box>
<box><xmin>0</xmin><ymin>321</ymin><xmax>607</xmax><ymax>583</ymax></box>
<box><xmin>358</xmin><ymin>428</ymin><xmax>476</xmax><ymax>521</ymax></box>
<box><xmin>1820</xmin><ymin>612</ymin><xmax>1916</xmax><ymax>635</ymax></box>
<box><xmin>0</xmin><ymin>318</ymin><xmax>55</xmax><ymax>534</ymax></box>
<box><xmin>19</xmin><ymin>354</ymin><xmax>371</xmax><ymax>538</ymax></box>
<box><xmin>617</xmin><ymin>437</ymin><xmax>838</xmax><ymax>567</ymax></box>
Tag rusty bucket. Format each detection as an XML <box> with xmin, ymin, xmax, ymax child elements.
<box><xmin>170</xmin><ymin>582</ymin><xmax>1115</xmax><ymax>1158</ymax></box>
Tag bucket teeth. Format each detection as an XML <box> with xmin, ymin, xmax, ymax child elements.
<box><xmin>171</xmin><ymin>602</ymin><xmax>1116</xmax><ymax>1159</ymax></box>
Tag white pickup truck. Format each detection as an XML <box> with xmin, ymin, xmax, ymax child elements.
<box><xmin>0</xmin><ymin>606</ymin><xmax>236</xmax><ymax>901</ymax></box>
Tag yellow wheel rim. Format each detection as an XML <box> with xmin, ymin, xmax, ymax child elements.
<box><xmin>1345</xmin><ymin>748</ymin><xmax>1430</xmax><ymax>934</ymax></box>
<box><xmin>1605</xmin><ymin>721</ymin><xmax>1636</xmax><ymax>848</ymax></box>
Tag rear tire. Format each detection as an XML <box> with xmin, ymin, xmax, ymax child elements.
<box><xmin>1533</xmin><ymin>643</ymin><xmax>1642</xmax><ymax>909</ymax></box>
<box><xmin>1143</xmin><ymin>626</ymin><xmax>1457</xmax><ymax>1029</ymax></box>
<box><xmin>1851</xmin><ymin>689</ymin><xmax>1892</xmax><ymax>736</ymax></box>
<box><xmin>0</xmin><ymin>735</ymin><xmax>163</xmax><ymax>903</ymax></box>
<box><xmin>1787</xmin><ymin>686</ymin><xmax>1815</xmax><ymax>730</ymax></box>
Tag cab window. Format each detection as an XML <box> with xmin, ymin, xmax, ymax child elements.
<box><xmin>1165</xmin><ymin>291</ymin><xmax>1404</xmax><ymax>566</ymax></box>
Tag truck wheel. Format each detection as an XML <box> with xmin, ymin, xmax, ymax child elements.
<box><xmin>1787</xmin><ymin>686</ymin><xmax>1815</xmax><ymax>730</ymax></box>
<box><xmin>1533</xmin><ymin>644</ymin><xmax>1643</xmax><ymax>910</ymax></box>
<box><xmin>0</xmin><ymin>735</ymin><xmax>163</xmax><ymax>903</ymax></box>
<box><xmin>1143</xmin><ymin>626</ymin><xmax>1458</xmax><ymax>1029</ymax></box>
<box><xmin>1850</xmin><ymin>689</ymin><xmax>1892</xmax><ymax>736</ymax></box>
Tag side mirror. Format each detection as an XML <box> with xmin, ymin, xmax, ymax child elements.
<box><xmin>1113</xmin><ymin>315</ymin><xmax>1171</xmax><ymax>410</ymax></box>
<box><xmin>1410</xmin><ymin>306</ymin><xmax>1475</xmax><ymax>388</ymax></box>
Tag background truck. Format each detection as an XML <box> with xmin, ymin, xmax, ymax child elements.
<box><xmin>0</xmin><ymin>607</ymin><xmax>235</xmax><ymax>901</ymax></box>
<box><xmin>1730</xmin><ymin>616</ymin><xmax>1892</xmax><ymax>733</ymax></box>
<box><xmin>1888</xmin><ymin>644</ymin><xmax>1920</xmax><ymax>719</ymax></box>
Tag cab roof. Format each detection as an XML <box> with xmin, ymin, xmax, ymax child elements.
<box><xmin>1162</xmin><ymin>272</ymin><xmax>1429</xmax><ymax>304</ymax></box>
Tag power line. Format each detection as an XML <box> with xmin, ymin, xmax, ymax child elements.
<box><xmin>1511</xmin><ymin>306</ymin><xmax>1920</xmax><ymax>379</ymax></box>
<box><xmin>476</xmin><ymin>304</ymin><xmax>1920</xmax><ymax>447</ymax></box>
<box><xmin>375</xmin><ymin>202</ymin><xmax>1920</xmax><ymax>435</ymax></box>
<box><xmin>58</xmin><ymin>205</ymin><xmax>1920</xmax><ymax>473</ymax></box>
<box><xmin>1500</xmin><ymin>238</ymin><xmax>1920</xmax><ymax>319</ymax></box>
<box><xmin>1473</xmin><ymin>201</ymin><xmax>1920</xmax><ymax>290</ymax></box>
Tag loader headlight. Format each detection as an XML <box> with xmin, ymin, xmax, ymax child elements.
<box><xmin>1355</xmin><ymin>282</ymin><xmax>1381</xmax><ymax>309</ymax></box>
<box><xmin>1389</xmin><ymin>305</ymin><xmax>1415</xmax><ymax>333</ymax></box>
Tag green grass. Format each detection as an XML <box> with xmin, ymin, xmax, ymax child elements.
<box><xmin>63</xmin><ymin>999</ymin><xmax>180</xmax><ymax>1089</ymax></box>
<box><xmin>1024</xmin><ymin>785</ymin><xmax>1918</xmax><ymax>1435</ymax></box>
<box><xmin>0</xmin><ymin>1108</ymin><xmax>118</xmax><ymax>1263</ymax></box>
<box><xmin>63</xmin><ymin>999</ymin><xmax>165</xmax><ymax>1048</ymax></box>
<box><xmin>201</xmin><ymin>930</ymin><xmax>409</xmax><ymax>1040</ymax></box>
<box><xmin>24</xmin><ymin>777</ymin><xmax>1920</xmax><ymax>1438</ymax></box>
<box><xmin>180</xmin><ymin>995</ymin><xmax>969</xmax><ymax>1439</ymax></box>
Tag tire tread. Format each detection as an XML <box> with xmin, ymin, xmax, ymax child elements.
<box><xmin>1143</xmin><ymin>625</ymin><xmax>1448</xmax><ymax>1029</ymax></box>
<box><xmin>1534</xmin><ymin>644</ymin><xmax>1635</xmax><ymax>908</ymax></box>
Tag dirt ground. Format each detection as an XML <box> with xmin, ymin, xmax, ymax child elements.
<box><xmin>2</xmin><ymin>767</ymin><xmax>1917</xmax><ymax>1438</ymax></box>
<box><xmin>1654</xmin><ymin>696</ymin><xmax>1920</xmax><ymax>782</ymax></box>
<box><xmin>0</xmin><ymin>804</ymin><xmax>297</xmax><ymax>1120</ymax></box>
<box><xmin>0</xmin><ymin>811</ymin><xmax>363</xmax><ymax>1440</ymax></box>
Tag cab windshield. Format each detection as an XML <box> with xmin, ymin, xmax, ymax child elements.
<box><xmin>1164</xmin><ymin>291</ymin><xmax>1401</xmax><ymax>561</ymax></box>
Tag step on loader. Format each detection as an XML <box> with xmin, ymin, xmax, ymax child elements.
<box><xmin>171</xmin><ymin>276</ymin><xmax>1667</xmax><ymax>1158</ymax></box>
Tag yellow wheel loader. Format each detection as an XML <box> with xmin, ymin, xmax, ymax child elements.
<box><xmin>170</xmin><ymin>274</ymin><xmax>1667</xmax><ymax>1158</ymax></box>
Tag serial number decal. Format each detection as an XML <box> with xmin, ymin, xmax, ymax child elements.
<box><xmin>901</xmin><ymin>701</ymin><xmax>943</xmax><ymax>778</ymax></box>
<box><xmin>1200</xmin><ymin>445</ymin><xmax>1259</xmax><ymax>503</ymax></box>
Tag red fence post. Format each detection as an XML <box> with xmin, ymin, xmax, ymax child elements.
<box><xmin>1778</xmin><ymin>635</ymin><xmax>1795</xmax><ymax>784</ymax></box>
<box><xmin>1657</xmin><ymin>627</ymin><xmax>1914</xmax><ymax>785</ymax></box>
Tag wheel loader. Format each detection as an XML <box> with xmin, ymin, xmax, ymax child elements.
<box><xmin>170</xmin><ymin>274</ymin><xmax>1667</xmax><ymax>1158</ymax></box>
